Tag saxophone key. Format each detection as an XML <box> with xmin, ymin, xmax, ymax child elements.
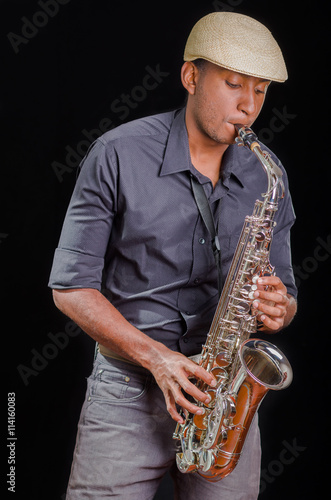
<box><xmin>239</xmin><ymin>284</ymin><xmax>253</xmax><ymax>298</ymax></box>
<box><xmin>204</xmin><ymin>389</ymin><xmax>216</xmax><ymax>407</ymax></box>
<box><xmin>211</xmin><ymin>366</ymin><xmax>227</xmax><ymax>378</ymax></box>
<box><xmin>215</xmin><ymin>351</ymin><xmax>231</xmax><ymax>367</ymax></box>
<box><xmin>193</xmin><ymin>412</ymin><xmax>207</xmax><ymax>430</ymax></box>
<box><xmin>255</xmin><ymin>231</ymin><xmax>265</xmax><ymax>242</ymax></box>
<box><xmin>217</xmin><ymin>430</ymin><xmax>228</xmax><ymax>447</ymax></box>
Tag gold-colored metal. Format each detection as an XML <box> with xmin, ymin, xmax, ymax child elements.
<box><xmin>173</xmin><ymin>125</ymin><xmax>293</xmax><ymax>481</ymax></box>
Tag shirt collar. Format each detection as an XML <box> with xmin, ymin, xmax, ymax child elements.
<box><xmin>221</xmin><ymin>146</ymin><xmax>245</xmax><ymax>188</ymax></box>
<box><xmin>160</xmin><ymin>106</ymin><xmax>245</xmax><ymax>189</ymax></box>
<box><xmin>160</xmin><ymin>107</ymin><xmax>191</xmax><ymax>176</ymax></box>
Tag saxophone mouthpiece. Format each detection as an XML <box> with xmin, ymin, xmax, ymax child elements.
<box><xmin>234</xmin><ymin>124</ymin><xmax>245</xmax><ymax>146</ymax></box>
<box><xmin>235</xmin><ymin>124</ymin><xmax>259</xmax><ymax>150</ymax></box>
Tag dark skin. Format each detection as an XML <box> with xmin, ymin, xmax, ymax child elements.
<box><xmin>53</xmin><ymin>61</ymin><xmax>297</xmax><ymax>424</ymax></box>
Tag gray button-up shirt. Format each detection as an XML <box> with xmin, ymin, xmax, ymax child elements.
<box><xmin>49</xmin><ymin>108</ymin><xmax>297</xmax><ymax>356</ymax></box>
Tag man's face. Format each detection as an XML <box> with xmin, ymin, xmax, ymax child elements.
<box><xmin>189</xmin><ymin>62</ymin><xmax>270</xmax><ymax>146</ymax></box>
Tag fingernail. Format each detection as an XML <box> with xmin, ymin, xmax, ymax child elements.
<box><xmin>253</xmin><ymin>300</ymin><xmax>259</xmax><ymax>308</ymax></box>
<box><xmin>260</xmin><ymin>315</ymin><xmax>266</xmax><ymax>321</ymax></box>
<box><xmin>210</xmin><ymin>379</ymin><xmax>217</xmax><ymax>387</ymax></box>
<box><xmin>205</xmin><ymin>395</ymin><xmax>211</xmax><ymax>404</ymax></box>
<box><xmin>197</xmin><ymin>408</ymin><xmax>205</xmax><ymax>415</ymax></box>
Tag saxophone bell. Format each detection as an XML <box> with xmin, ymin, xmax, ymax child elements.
<box><xmin>239</xmin><ymin>339</ymin><xmax>293</xmax><ymax>391</ymax></box>
<box><xmin>195</xmin><ymin>338</ymin><xmax>293</xmax><ymax>482</ymax></box>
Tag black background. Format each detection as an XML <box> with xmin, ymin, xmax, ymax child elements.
<box><xmin>1</xmin><ymin>0</ymin><xmax>330</xmax><ymax>498</ymax></box>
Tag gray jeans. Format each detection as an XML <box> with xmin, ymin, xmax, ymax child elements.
<box><xmin>66</xmin><ymin>353</ymin><xmax>261</xmax><ymax>499</ymax></box>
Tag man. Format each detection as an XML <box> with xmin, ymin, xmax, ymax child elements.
<box><xmin>49</xmin><ymin>12</ymin><xmax>297</xmax><ymax>500</ymax></box>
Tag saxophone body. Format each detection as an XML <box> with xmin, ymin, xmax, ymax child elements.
<box><xmin>173</xmin><ymin>125</ymin><xmax>293</xmax><ymax>482</ymax></box>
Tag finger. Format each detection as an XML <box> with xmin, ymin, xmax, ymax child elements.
<box><xmin>183</xmin><ymin>359</ymin><xmax>217</xmax><ymax>387</ymax></box>
<box><xmin>254</xmin><ymin>289</ymin><xmax>289</xmax><ymax>305</ymax></box>
<box><xmin>170</xmin><ymin>363</ymin><xmax>216</xmax><ymax>414</ymax></box>
<box><xmin>187</xmin><ymin>363</ymin><xmax>217</xmax><ymax>388</ymax></box>
<box><xmin>177</xmin><ymin>375</ymin><xmax>212</xmax><ymax>406</ymax></box>
<box><xmin>258</xmin><ymin>313</ymin><xmax>284</xmax><ymax>331</ymax></box>
<box><xmin>257</xmin><ymin>276</ymin><xmax>287</xmax><ymax>293</ymax></box>
<box><xmin>253</xmin><ymin>299</ymin><xmax>286</xmax><ymax>318</ymax></box>
<box><xmin>165</xmin><ymin>391</ymin><xmax>185</xmax><ymax>424</ymax></box>
<box><xmin>165</xmin><ymin>383</ymin><xmax>206</xmax><ymax>423</ymax></box>
<box><xmin>174</xmin><ymin>389</ymin><xmax>206</xmax><ymax>416</ymax></box>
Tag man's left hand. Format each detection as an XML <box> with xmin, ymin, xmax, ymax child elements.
<box><xmin>252</xmin><ymin>276</ymin><xmax>297</xmax><ymax>332</ymax></box>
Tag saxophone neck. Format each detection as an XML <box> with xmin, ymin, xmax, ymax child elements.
<box><xmin>235</xmin><ymin>124</ymin><xmax>284</xmax><ymax>205</ymax></box>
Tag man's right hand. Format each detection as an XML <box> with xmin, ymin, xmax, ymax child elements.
<box><xmin>148</xmin><ymin>344</ymin><xmax>217</xmax><ymax>423</ymax></box>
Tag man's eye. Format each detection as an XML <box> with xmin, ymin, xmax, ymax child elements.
<box><xmin>225</xmin><ymin>80</ymin><xmax>240</xmax><ymax>89</ymax></box>
<box><xmin>255</xmin><ymin>88</ymin><xmax>267</xmax><ymax>95</ymax></box>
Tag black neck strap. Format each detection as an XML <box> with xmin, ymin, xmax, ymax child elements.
<box><xmin>190</xmin><ymin>175</ymin><xmax>222</xmax><ymax>295</ymax></box>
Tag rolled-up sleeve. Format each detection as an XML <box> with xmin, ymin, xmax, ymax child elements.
<box><xmin>271</xmin><ymin>219</ymin><xmax>297</xmax><ymax>299</ymax></box>
<box><xmin>48</xmin><ymin>139</ymin><xmax>117</xmax><ymax>290</ymax></box>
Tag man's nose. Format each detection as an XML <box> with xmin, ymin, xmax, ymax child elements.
<box><xmin>238</xmin><ymin>91</ymin><xmax>258</xmax><ymax>117</ymax></box>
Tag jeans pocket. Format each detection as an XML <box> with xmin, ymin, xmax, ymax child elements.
<box><xmin>89</xmin><ymin>361</ymin><xmax>150</xmax><ymax>403</ymax></box>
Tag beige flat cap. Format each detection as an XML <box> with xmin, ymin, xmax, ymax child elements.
<box><xmin>184</xmin><ymin>12</ymin><xmax>287</xmax><ymax>82</ymax></box>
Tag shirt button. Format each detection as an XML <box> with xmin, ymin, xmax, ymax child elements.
<box><xmin>183</xmin><ymin>338</ymin><xmax>189</xmax><ymax>343</ymax></box>
<box><xmin>125</xmin><ymin>376</ymin><xmax>130</xmax><ymax>383</ymax></box>
<box><xmin>199</xmin><ymin>238</ymin><xmax>206</xmax><ymax>244</ymax></box>
<box><xmin>194</xmin><ymin>278</ymin><xmax>200</xmax><ymax>285</ymax></box>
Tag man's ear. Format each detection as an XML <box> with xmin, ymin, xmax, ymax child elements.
<box><xmin>181</xmin><ymin>61</ymin><xmax>198</xmax><ymax>95</ymax></box>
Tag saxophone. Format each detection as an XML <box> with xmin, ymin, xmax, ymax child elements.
<box><xmin>173</xmin><ymin>124</ymin><xmax>293</xmax><ymax>481</ymax></box>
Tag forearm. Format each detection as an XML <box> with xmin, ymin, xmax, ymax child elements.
<box><xmin>52</xmin><ymin>288</ymin><xmax>166</xmax><ymax>370</ymax></box>
<box><xmin>52</xmin><ymin>287</ymin><xmax>217</xmax><ymax>423</ymax></box>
